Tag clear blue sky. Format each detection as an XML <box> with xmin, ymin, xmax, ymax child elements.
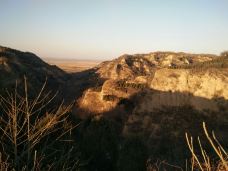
<box><xmin>0</xmin><ymin>0</ymin><xmax>228</xmax><ymax>60</ymax></box>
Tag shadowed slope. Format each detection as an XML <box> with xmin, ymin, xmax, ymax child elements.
<box><xmin>0</xmin><ymin>46</ymin><xmax>67</xmax><ymax>96</ymax></box>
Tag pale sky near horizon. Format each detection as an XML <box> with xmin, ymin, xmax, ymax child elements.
<box><xmin>0</xmin><ymin>0</ymin><xmax>228</xmax><ymax>60</ymax></box>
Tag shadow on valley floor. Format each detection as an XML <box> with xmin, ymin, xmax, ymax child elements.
<box><xmin>61</xmin><ymin>68</ymin><xmax>107</xmax><ymax>103</ymax></box>
<box><xmin>74</xmin><ymin>85</ymin><xmax>228</xmax><ymax>170</ymax></box>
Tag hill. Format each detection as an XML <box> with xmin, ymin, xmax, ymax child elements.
<box><xmin>0</xmin><ymin>46</ymin><xmax>105</xmax><ymax>104</ymax></box>
<box><xmin>77</xmin><ymin>52</ymin><xmax>228</xmax><ymax>114</ymax></box>
<box><xmin>0</xmin><ymin>46</ymin><xmax>67</xmax><ymax>96</ymax></box>
<box><xmin>1</xmin><ymin>46</ymin><xmax>227</xmax><ymax>169</ymax></box>
<box><xmin>76</xmin><ymin>52</ymin><xmax>228</xmax><ymax>165</ymax></box>
<box><xmin>96</xmin><ymin>52</ymin><xmax>216</xmax><ymax>79</ymax></box>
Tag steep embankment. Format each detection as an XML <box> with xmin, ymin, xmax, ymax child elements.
<box><xmin>77</xmin><ymin>52</ymin><xmax>228</xmax><ymax>115</ymax></box>
<box><xmin>76</xmin><ymin>52</ymin><xmax>228</xmax><ymax>156</ymax></box>
<box><xmin>0</xmin><ymin>46</ymin><xmax>67</xmax><ymax>96</ymax></box>
<box><xmin>0</xmin><ymin>45</ymin><xmax>103</xmax><ymax>103</ymax></box>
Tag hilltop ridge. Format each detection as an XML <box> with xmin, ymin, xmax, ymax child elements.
<box><xmin>78</xmin><ymin>51</ymin><xmax>227</xmax><ymax>114</ymax></box>
<box><xmin>96</xmin><ymin>52</ymin><xmax>217</xmax><ymax>79</ymax></box>
<box><xmin>0</xmin><ymin>46</ymin><xmax>67</xmax><ymax>95</ymax></box>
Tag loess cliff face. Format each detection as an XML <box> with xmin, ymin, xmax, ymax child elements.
<box><xmin>151</xmin><ymin>68</ymin><xmax>228</xmax><ymax>99</ymax></box>
<box><xmin>77</xmin><ymin>52</ymin><xmax>228</xmax><ymax>145</ymax></box>
<box><xmin>147</xmin><ymin>68</ymin><xmax>228</xmax><ymax>111</ymax></box>
<box><xmin>78</xmin><ymin>52</ymin><xmax>228</xmax><ymax>115</ymax></box>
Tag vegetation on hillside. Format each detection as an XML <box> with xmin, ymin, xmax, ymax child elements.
<box><xmin>117</xmin><ymin>80</ymin><xmax>147</xmax><ymax>90</ymax></box>
<box><xmin>169</xmin><ymin>53</ymin><xmax>228</xmax><ymax>70</ymax></box>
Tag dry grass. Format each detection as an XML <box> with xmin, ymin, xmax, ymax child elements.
<box><xmin>0</xmin><ymin>78</ymin><xmax>80</xmax><ymax>171</ymax></box>
<box><xmin>146</xmin><ymin>122</ymin><xmax>227</xmax><ymax>171</ymax></box>
<box><xmin>186</xmin><ymin>122</ymin><xmax>227</xmax><ymax>171</ymax></box>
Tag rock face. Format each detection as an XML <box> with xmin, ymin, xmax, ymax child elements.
<box><xmin>148</xmin><ymin>68</ymin><xmax>228</xmax><ymax>111</ymax></box>
<box><xmin>97</xmin><ymin>55</ymin><xmax>155</xmax><ymax>79</ymax></box>
<box><xmin>96</xmin><ymin>52</ymin><xmax>215</xmax><ymax>80</ymax></box>
<box><xmin>151</xmin><ymin>68</ymin><xmax>228</xmax><ymax>99</ymax></box>
<box><xmin>77</xmin><ymin>51</ymin><xmax>228</xmax><ymax>147</ymax></box>
<box><xmin>78</xmin><ymin>52</ymin><xmax>228</xmax><ymax>115</ymax></box>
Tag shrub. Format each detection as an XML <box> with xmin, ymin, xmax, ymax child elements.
<box><xmin>169</xmin><ymin>55</ymin><xmax>228</xmax><ymax>70</ymax></box>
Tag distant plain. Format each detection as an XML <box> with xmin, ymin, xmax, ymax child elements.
<box><xmin>44</xmin><ymin>58</ymin><xmax>102</xmax><ymax>73</ymax></box>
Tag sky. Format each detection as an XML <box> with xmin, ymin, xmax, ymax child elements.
<box><xmin>0</xmin><ymin>0</ymin><xmax>228</xmax><ymax>60</ymax></box>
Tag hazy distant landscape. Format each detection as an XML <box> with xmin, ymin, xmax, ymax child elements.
<box><xmin>44</xmin><ymin>58</ymin><xmax>102</xmax><ymax>73</ymax></box>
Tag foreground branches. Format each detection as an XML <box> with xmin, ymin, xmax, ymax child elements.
<box><xmin>0</xmin><ymin>79</ymin><xmax>79</xmax><ymax>171</ymax></box>
<box><xmin>186</xmin><ymin>122</ymin><xmax>228</xmax><ymax>171</ymax></box>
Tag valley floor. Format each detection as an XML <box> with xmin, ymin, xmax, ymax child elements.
<box><xmin>44</xmin><ymin>58</ymin><xmax>102</xmax><ymax>73</ymax></box>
